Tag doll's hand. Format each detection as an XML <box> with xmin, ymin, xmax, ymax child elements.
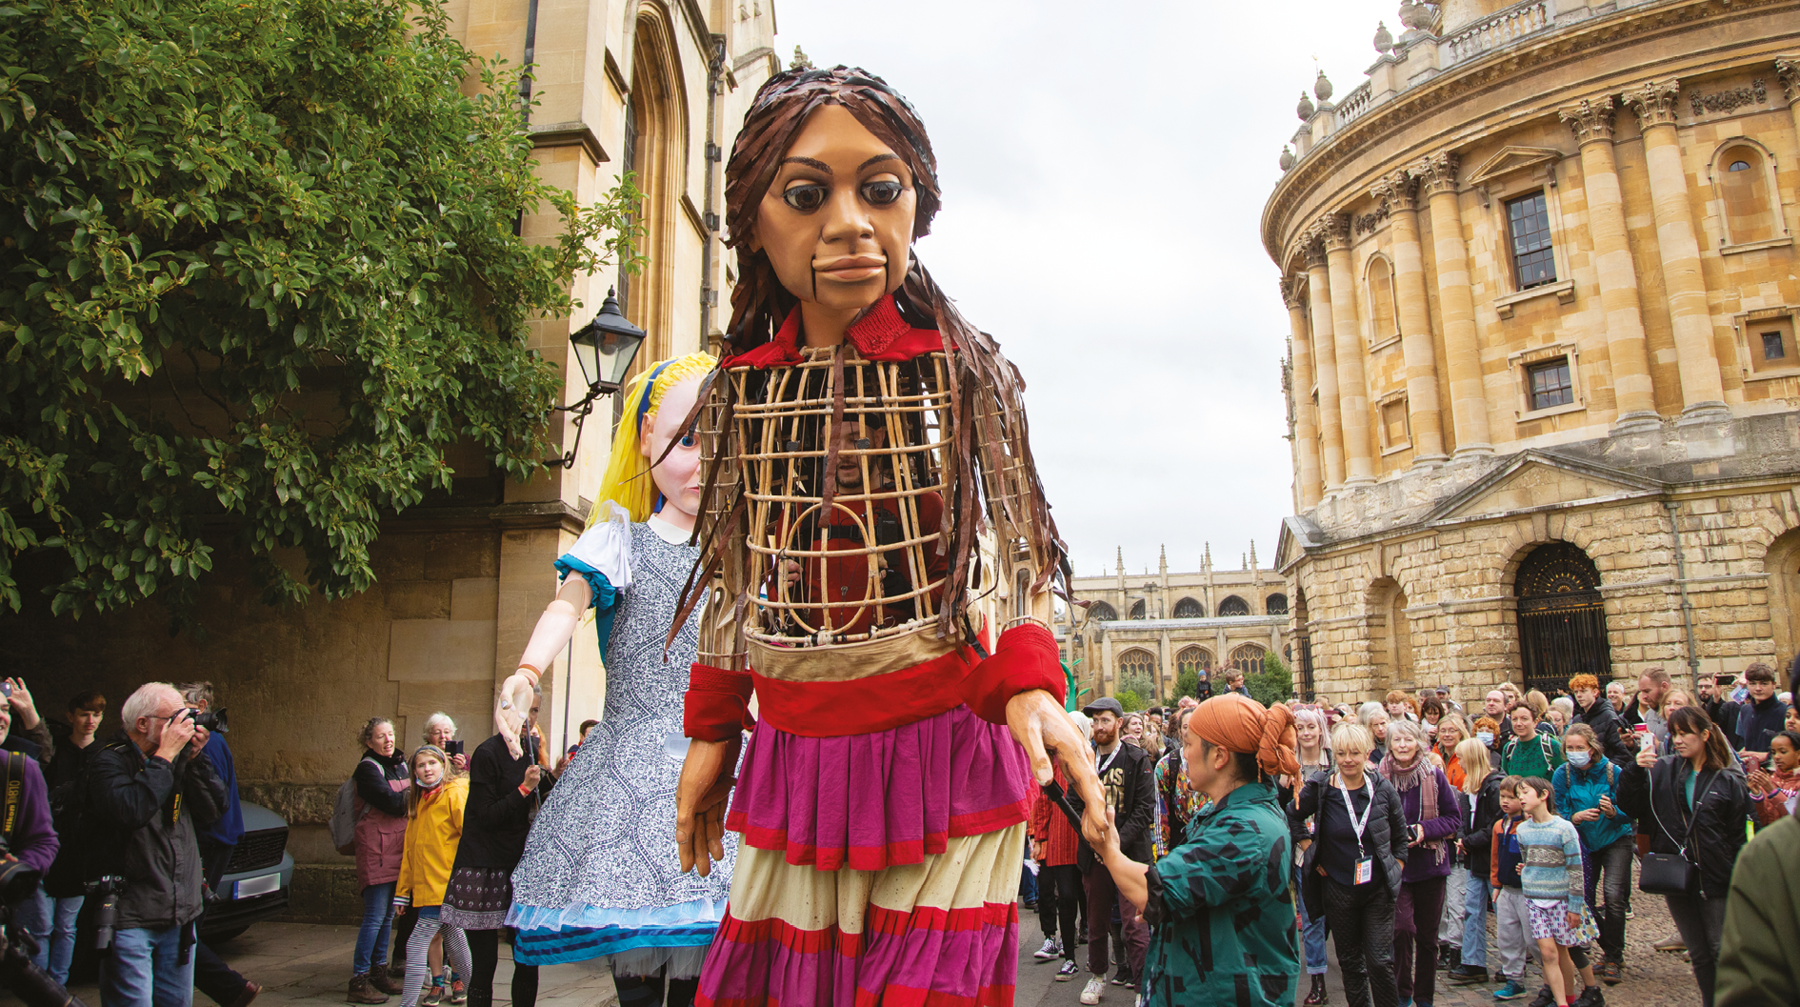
<box><xmin>1007</xmin><ymin>689</ymin><xmax>1107</xmax><ymax>845</ymax></box>
<box><xmin>675</xmin><ymin>736</ymin><xmax>740</xmax><ymax>877</ymax></box>
<box><xmin>494</xmin><ymin>670</ymin><xmax>536</xmax><ymax>761</ymax></box>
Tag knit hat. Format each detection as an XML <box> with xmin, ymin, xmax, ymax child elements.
<box><xmin>1189</xmin><ymin>694</ymin><xmax>1300</xmax><ymax>779</ymax></box>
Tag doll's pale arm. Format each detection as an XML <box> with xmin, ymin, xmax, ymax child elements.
<box><xmin>496</xmin><ymin>576</ymin><xmax>593</xmax><ymax>760</ymax></box>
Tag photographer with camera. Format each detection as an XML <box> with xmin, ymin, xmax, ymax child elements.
<box><xmin>0</xmin><ymin>689</ymin><xmax>63</xmax><ymax>977</ymax></box>
<box><xmin>89</xmin><ymin>682</ymin><xmax>227</xmax><ymax>1007</ymax></box>
<box><xmin>177</xmin><ymin>683</ymin><xmax>260</xmax><ymax>1007</ymax></box>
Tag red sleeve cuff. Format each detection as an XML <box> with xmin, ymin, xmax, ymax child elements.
<box><xmin>684</xmin><ymin>663</ymin><xmax>755</xmax><ymax>742</ymax></box>
<box><xmin>962</xmin><ymin>623</ymin><xmax>1065</xmax><ymax>725</ymax></box>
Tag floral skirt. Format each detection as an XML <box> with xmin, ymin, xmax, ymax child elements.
<box><xmin>442</xmin><ymin>866</ymin><xmax>512</xmax><ymax>931</ymax></box>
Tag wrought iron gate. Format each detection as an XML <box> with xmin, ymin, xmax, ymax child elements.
<box><xmin>1515</xmin><ymin>542</ymin><xmax>1612</xmax><ymax>694</ymax></box>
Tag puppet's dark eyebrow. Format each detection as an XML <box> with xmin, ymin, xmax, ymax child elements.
<box><xmin>779</xmin><ymin>156</ymin><xmax>832</xmax><ymax>172</ymax></box>
<box><xmin>858</xmin><ymin>154</ymin><xmax>900</xmax><ymax>171</ymax></box>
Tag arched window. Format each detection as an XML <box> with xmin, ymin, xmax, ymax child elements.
<box><xmin>1229</xmin><ymin>643</ymin><xmax>1267</xmax><ymax>677</ymax></box>
<box><xmin>1515</xmin><ymin>541</ymin><xmax>1610</xmax><ymax>696</ymax></box>
<box><xmin>1366</xmin><ymin>256</ymin><xmax>1398</xmax><ymax>342</ymax></box>
<box><xmin>1172</xmin><ymin>597</ymin><xmax>1205</xmax><ymax>619</ymax></box>
<box><xmin>1013</xmin><ymin>568</ymin><xmax>1031</xmax><ymax>620</ymax></box>
<box><xmin>1118</xmin><ymin>648</ymin><xmax>1157</xmax><ymax>680</ymax></box>
<box><xmin>622</xmin><ymin>5</ymin><xmax>688</xmax><ymax>365</ymax></box>
<box><xmin>1087</xmin><ymin>601</ymin><xmax>1118</xmax><ymax>622</ymax></box>
<box><xmin>1128</xmin><ymin>599</ymin><xmax>1146</xmax><ymax>620</ymax></box>
<box><xmin>1367</xmin><ymin>577</ymin><xmax>1411</xmax><ymax>690</ymax></box>
<box><xmin>1266</xmin><ymin>593</ymin><xmax>1289</xmax><ymax>615</ymax></box>
<box><xmin>1218</xmin><ymin>595</ymin><xmax>1250</xmax><ymax>617</ymax></box>
<box><xmin>1176</xmin><ymin>646</ymin><xmax>1212</xmax><ymax>674</ymax></box>
<box><xmin>1717</xmin><ymin>144</ymin><xmax>1776</xmax><ymax>245</ymax></box>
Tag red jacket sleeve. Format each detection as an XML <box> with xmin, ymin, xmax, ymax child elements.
<box><xmin>961</xmin><ymin>623</ymin><xmax>1065</xmax><ymax>725</ymax></box>
<box><xmin>683</xmin><ymin>663</ymin><xmax>755</xmax><ymax>742</ymax></box>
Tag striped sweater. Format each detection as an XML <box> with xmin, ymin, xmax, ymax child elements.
<box><xmin>1515</xmin><ymin>815</ymin><xmax>1586</xmax><ymax>912</ymax></box>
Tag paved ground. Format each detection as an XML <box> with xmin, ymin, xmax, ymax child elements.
<box><xmin>44</xmin><ymin>893</ymin><xmax>1703</xmax><ymax>1007</ymax></box>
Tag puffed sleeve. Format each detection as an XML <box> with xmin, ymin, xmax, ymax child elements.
<box><xmin>555</xmin><ymin>505</ymin><xmax>634</xmax><ymax>660</ymax></box>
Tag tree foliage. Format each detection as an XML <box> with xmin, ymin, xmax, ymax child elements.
<box><xmin>1174</xmin><ymin>668</ymin><xmax>1201</xmax><ymax>700</ymax></box>
<box><xmin>0</xmin><ymin>0</ymin><xmax>638</xmax><ymax>616</ymax></box>
<box><xmin>1249</xmin><ymin>652</ymin><xmax>1294</xmax><ymax>708</ymax></box>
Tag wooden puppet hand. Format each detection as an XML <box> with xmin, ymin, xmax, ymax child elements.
<box><xmin>1007</xmin><ymin>688</ymin><xmax>1108</xmax><ymax>846</ymax></box>
<box><xmin>675</xmin><ymin>736</ymin><xmax>740</xmax><ymax>877</ymax></box>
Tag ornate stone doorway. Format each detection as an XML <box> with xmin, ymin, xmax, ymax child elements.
<box><xmin>1515</xmin><ymin>542</ymin><xmax>1612</xmax><ymax>693</ymax></box>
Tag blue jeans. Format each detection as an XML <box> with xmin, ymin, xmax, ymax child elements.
<box><xmin>1460</xmin><ymin>867</ymin><xmax>1489</xmax><ymax>969</ymax></box>
<box><xmin>15</xmin><ymin>886</ymin><xmax>48</xmax><ymax>971</ymax></box>
<box><xmin>102</xmin><ymin>925</ymin><xmax>194</xmax><ymax>1007</ymax></box>
<box><xmin>1298</xmin><ymin>885</ymin><xmax>1328</xmax><ymax>975</ymax></box>
<box><xmin>357</xmin><ymin>882</ymin><xmax>398</xmax><ymax>975</ymax></box>
<box><xmin>28</xmin><ymin>893</ymin><xmax>85</xmax><ymax>983</ymax></box>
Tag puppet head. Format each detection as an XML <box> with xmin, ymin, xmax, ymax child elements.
<box><xmin>724</xmin><ymin>66</ymin><xmax>944</xmax><ymax>352</ymax></box>
<box><xmin>590</xmin><ymin>351</ymin><xmax>719</xmax><ymax>526</ymax></box>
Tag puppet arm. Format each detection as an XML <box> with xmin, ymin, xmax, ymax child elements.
<box><xmin>496</xmin><ymin>577</ymin><xmax>593</xmax><ymax>760</ymax></box>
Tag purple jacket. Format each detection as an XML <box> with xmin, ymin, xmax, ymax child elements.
<box><xmin>5</xmin><ymin>752</ymin><xmax>59</xmax><ymax>876</ymax></box>
<box><xmin>1394</xmin><ymin>765</ymin><xmax>1460</xmax><ymax>883</ymax></box>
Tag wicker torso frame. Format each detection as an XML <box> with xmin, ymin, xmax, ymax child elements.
<box><xmin>680</xmin><ymin>341</ymin><xmax>1061</xmax><ymax>679</ymax></box>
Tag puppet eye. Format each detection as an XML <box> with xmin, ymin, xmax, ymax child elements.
<box><xmin>782</xmin><ymin>183</ymin><xmax>827</xmax><ymax>212</ymax></box>
<box><xmin>862</xmin><ymin>180</ymin><xmax>902</xmax><ymax>205</ymax></box>
<box><xmin>679</xmin><ymin>433</ymin><xmax>698</xmax><ymax>448</ymax></box>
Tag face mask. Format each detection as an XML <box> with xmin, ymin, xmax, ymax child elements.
<box><xmin>1477</xmin><ymin>732</ymin><xmax>1495</xmax><ymax>746</ymax></box>
<box><xmin>1567</xmin><ymin>751</ymin><xmax>1591</xmax><ymax>768</ymax></box>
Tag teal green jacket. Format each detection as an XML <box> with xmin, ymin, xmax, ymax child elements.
<box><xmin>1141</xmin><ymin>780</ymin><xmax>1300</xmax><ymax>1007</ymax></box>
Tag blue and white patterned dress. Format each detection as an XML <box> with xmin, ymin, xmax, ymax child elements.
<box><xmin>506</xmin><ymin>513</ymin><xmax>736</xmax><ymax>975</ymax></box>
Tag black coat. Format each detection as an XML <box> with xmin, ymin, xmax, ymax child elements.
<box><xmin>354</xmin><ymin>747</ymin><xmax>410</xmax><ymax>819</ymax></box>
<box><xmin>1289</xmin><ymin>771</ymin><xmax>1409</xmax><ymax>920</ymax></box>
<box><xmin>1076</xmin><ymin>740</ymin><xmax>1156</xmax><ymax>870</ymax></box>
<box><xmin>1617</xmin><ymin>755</ymin><xmax>1754</xmax><ymax>900</ymax></box>
<box><xmin>450</xmin><ymin>733</ymin><xmax>555</xmax><ymax>871</ymax></box>
<box><xmin>42</xmin><ymin>731</ymin><xmax>98</xmax><ymax>897</ymax></box>
<box><xmin>1718</xmin><ymin>696</ymin><xmax>1789</xmax><ymax>754</ymax></box>
<box><xmin>1573</xmin><ymin>695</ymin><xmax>1633</xmax><ymax>766</ymax></box>
<box><xmin>87</xmin><ymin>731</ymin><xmax>227</xmax><ymax>929</ymax></box>
<box><xmin>1457</xmin><ymin>769</ymin><xmax>1505</xmax><ymax>874</ymax></box>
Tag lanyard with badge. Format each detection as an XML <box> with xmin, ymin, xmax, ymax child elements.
<box><xmin>1337</xmin><ymin>775</ymin><xmax>1374</xmax><ymax>885</ymax></box>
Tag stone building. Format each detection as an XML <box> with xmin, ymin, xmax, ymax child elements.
<box><xmin>1055</xmin><ymin>545</ymin><xmax>1295</xmax><ymax>705</ymax></box>
<box><xmin>4</xmin><ymin>1</ymin><xmax>781</xmax><ymax>918</ymax></box>
<box><xmin>1265</xmin><ymin>0</ymin><xmax>1800</xmax><ymax>702</ymax></box>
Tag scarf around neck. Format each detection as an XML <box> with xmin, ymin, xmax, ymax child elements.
<box><xmin>1381</xmin><ymin>751</ymin><xmax>1447</xmax><ymax>865</ymax></box>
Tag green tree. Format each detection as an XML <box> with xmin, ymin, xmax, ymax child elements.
<box><xmin>1175</xmin><ymin>668</ymin><xmax>1201</xmax><ymax>700</ymax></box>
<box><xmin>1116</xmin><ymin>671</ymin><xmax>1154</xmax><ymax>710</ymax></box>
<box><xmin>0</xmin><ymin>0</ymin><xmax>639</xmax><ymax>616</ymax></box>
<box><xmin>1113</xmin><ymin>689</ymin><xmax>1143</xmax><ymax>713</ymax></box>
<box><xmin>1249</xmin><ymin>651</ymin><xmax>1294</xmax><ymax>708</ymax></box>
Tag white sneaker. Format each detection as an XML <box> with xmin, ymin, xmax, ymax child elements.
<box><xmin>1034</xmin><ymin>937</ymin><xmax>1062</xmax><ymax>961</ymax></box>
<box><xmin>1080</xmin><ymin>977</ymin><xmax>1106</xmax><ymax>1004</ymax></box>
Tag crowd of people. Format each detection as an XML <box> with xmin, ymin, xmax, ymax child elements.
<box><xmin>1020</xmin><ymin>663</ymin><xmax>1800</xmax><ymax>1007</ymax></box>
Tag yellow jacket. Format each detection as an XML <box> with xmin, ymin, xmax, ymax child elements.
<box><xmin>396</xmin><ymin>776</ymin><xmax>467</xmax><ymax>908</ymax></box>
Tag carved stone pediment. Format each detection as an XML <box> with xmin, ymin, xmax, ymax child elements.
<box><xmin>1275</xmin><ymin>515</ymin><xmax>1324</xmax><ymax>572</ymax></box>
<box><xmin>1426</xmin><ymin>452</ymin><xmax>1659</xmax><ymax>523</ymax></box>
<box><xmin>1466</xmin><ymin>146</ymin><xmax>1566</xmax><ymax>187</ymax></box>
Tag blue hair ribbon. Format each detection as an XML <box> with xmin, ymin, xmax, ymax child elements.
<box><xmin>637</xmin><ymin>360</ymin><xmax>676</xmax><ymax>513</ymax></box>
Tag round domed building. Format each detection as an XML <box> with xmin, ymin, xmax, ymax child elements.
<box><xmin>1265</xmin><ymin>0</ymin><xmax>1800</xmax><ymax>698</ymax></box>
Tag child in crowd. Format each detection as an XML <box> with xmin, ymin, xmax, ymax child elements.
<box><xmin>1514</xmin><ymin>777</ymin><xmax>1602</xmax><ymax>1007</ymax></box>
<box><xmin>1490</xmin><ymin>777</ymin><xmax>1533</xmax><ymax>1001</ymax></box>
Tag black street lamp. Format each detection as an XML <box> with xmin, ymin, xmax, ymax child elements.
<box><xmin>548</xmin><ymin>288</ymin><xmax>647</xmax><ymax>469</ymax></box>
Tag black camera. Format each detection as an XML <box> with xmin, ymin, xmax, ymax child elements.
<box><xmin>0</xmin><ymin>837</ymin><xmax>91</xmax><ymax>1006</ymax></box>
<box><xmin>183</xmin><ymin>708</ymin><xmax>228</xmax><ymax>734</ymax></box>
<box><xmin>83</xmin><ymin>875</ymin><xmax>123</xmax><ymax>952</ymax></box>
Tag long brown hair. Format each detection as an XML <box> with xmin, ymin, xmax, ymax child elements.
<box><xmin>703</xmin><ymin>66</ymin><xmax>1067</xmax><ymax>633</ymax></box>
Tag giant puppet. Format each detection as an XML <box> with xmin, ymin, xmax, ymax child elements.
<box><xmin>491</xmin><ymin>351</ymin><xmax>732</xmax><ymax>1003</ymax></box>
<box><xmin>666</xmin><ymin>66</ymin><xmax>1108</xmax><ymax>1005</ymax></box>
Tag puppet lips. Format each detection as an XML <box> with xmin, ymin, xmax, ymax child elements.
<box><xmin>814</xmin><ymin>256</ymin><xmax>886</xmax><ymax>280</ymax></box>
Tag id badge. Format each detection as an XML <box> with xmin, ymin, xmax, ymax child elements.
<box><xmin>1354</xmin><ymin>858</ymin><xmax>1374</xmax><ymax>885</ymax></box>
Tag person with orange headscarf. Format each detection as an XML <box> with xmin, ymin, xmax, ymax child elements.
<box><xmin>1083</xmin><ymin>694</ymin><xmax>1303</xmax><ymax>1006</ymax></box>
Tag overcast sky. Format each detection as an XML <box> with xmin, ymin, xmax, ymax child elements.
<box><xmin>770</xmin><ymin>0</ymin><xmax>1394</xmax><ymax>579</ymax></box>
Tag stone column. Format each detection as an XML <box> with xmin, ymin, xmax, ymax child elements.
<box><xmin>1304</xmin><ymin>235</ymin><xmax>1347</xmax><ymax>490</ymax></box>
<box><xmin>1371</xmin><ymin>170</ymin><xmax>1448</xmax><ymax>463</ymax></box>
<box><xmin>1284</xmin><ymin>275</ymin><xmax>1325</xmax><ymax>508</ymax></box>
<box><xmin>1778</xmin><ymin>60</ymin><xmax>1800</xmax><ymax>236</ymax></box>
<box><xmin>1324</xmin><ymin>213</ymin><xmax>1377</xmax><ymax>486</ymax></box>
<box><xmin>1623</xmin><ymin>79</ymin><xmax>1727</xmax><ymax>420</ymax></box>
<box><xmin>1415</xmin><ymin>152</ymin><xmax>1492</xmax><ymax>454</ymax></box>
<box><xmin>1560</xmin><ymin>97</ymin><xmax>1660</xmax><ymax>429</ymax></box>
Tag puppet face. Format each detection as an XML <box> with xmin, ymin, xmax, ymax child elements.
<box><xmin>641</xmin><ymin>374</ymin><xmax>706</xmax><ymax>520</ymax></box>
<box><xmin>754</xmin><ymin>105</ymin><xmax>916</xmax><ymax>326</ymax></box>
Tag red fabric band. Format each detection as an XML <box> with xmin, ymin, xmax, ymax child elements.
<box><xmin>961</xmin><ymin>623</ymin><xmax>1065</xmax><ymax>725</ymax></box>
<box><xmin>684</xmin><ymin>663</ymin><xmax>755</xmax><ymax>742</ymax></box>
<box><xmin>749</xmin><ymin>647</ymin><xmax>977</xmax><ymax>737</ymax></box>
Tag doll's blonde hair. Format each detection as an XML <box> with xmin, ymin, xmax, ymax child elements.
<box><xmin>587</xmin><ymin>352</ymin><xmax>719</xmax><ymax>529</ymax></box>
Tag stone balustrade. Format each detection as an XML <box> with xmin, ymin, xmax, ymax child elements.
<box><xmin>1442</xmin><ymin>0</ymin><xmax>1554</xmax><ymax>66</ymax></box>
